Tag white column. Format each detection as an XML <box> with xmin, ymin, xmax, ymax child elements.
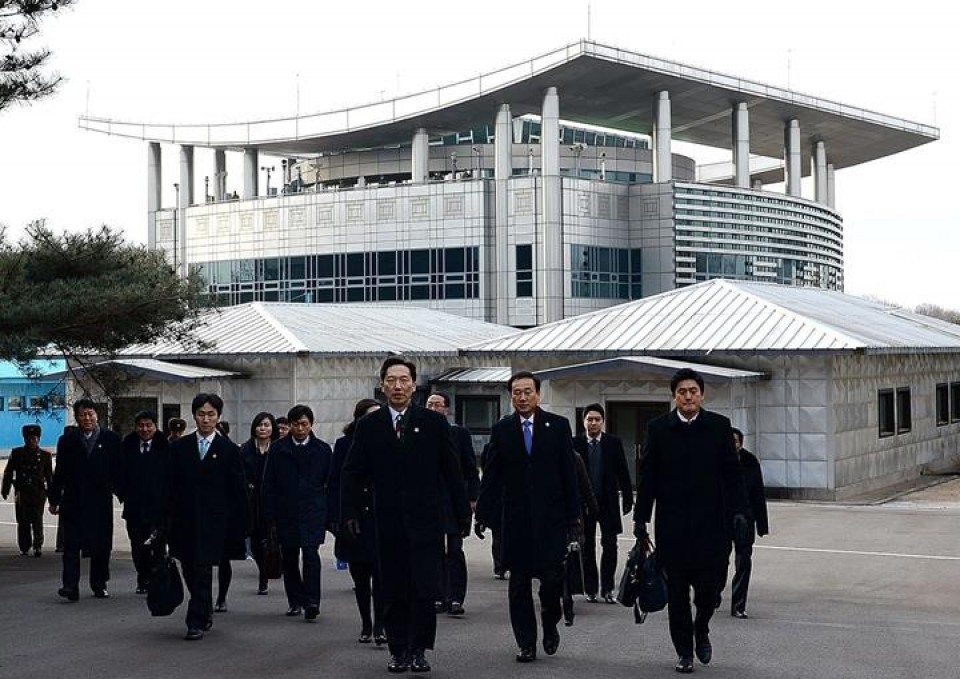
<box><xmin>178</xmin><ymin>145</ymin><xmax>194</xmax><ymax>207</ymax></box>
<box><xmin>213</xmin><ymin>149</ymin><xmax>226</xmax><ymax>201</ymax></box>
<box><xmin>147</xmin><ymin>142</ymin><xmax>161</xmax><ymax>249</ymax></box>
<box><xmin>493</xmin><ymin>104</ymin><xmax>512</xmax><ymax>325</ymax></box>
<box><xmin>243</xmin><ymin>147</ymin><xmax>259</xmax><ymax>199</ymax></box>
<box><xmin>540</xmin><ymin>87</ymin><xmax>563</xmax><ymax>324</ymax></box>
<box><xmin>732</xmin><ymin>103</ymin><xmax>750</xmax><ymax>188</ymax></box>
<box><xmin>784</xmin><ymin>119</ymin><xmax>801</xmax><ymax>197</ymax></box>
<box><xmin>812</xmin><ymin>140</ymin><xmax>828</xmax><ymax>204</ymax></box>
<box><xmin>411</xmin><ymin>128</ymin><xmax>429</xmax><ymax>184</ymax></box>
<box><xmin>653</xmin><ymin>91</ymin><xmax>672</xmax><ymax>183</ymax></box>
<box><xmin>826</xmin><ymin>163</ymin><xmax>836</xmax><ymax>209</ymax></box>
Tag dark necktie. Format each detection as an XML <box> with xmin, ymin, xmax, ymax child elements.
<box><xmin>395</xmin><ymin>413</ymin><xmax>403</xmax><ymax>438</ymax></box>
<box><xmin>141</xmin><ymin>442</ymin><xmax>149</xmax><ymax>455</ymax></box>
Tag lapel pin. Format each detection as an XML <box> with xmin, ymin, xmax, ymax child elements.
<box><xmin>414</xmin><ymin>427</ymin><xmax>420</xmax><ymax>433</ymax></box>
<box><xmin>545</xmin><ymin>422</ymin><xmax>550</xmax><ymax>428</ymax></box>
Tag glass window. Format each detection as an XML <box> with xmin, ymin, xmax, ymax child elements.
<box><xmin>289</xmin><ymin>256</ymin><xmax>306</xmax><ymax>280</ymax></box>
<box><xmin>936</xmin><ymin>383</ymin><xmax>949</xmax><ymax>426</ymax></box>
<box><xmin>316</xmin><ymin>255</ymin><xmax>334</xmax><ymax>278</ymax></box>
<box><xmin>410</xmin><ymin>250</ymin><xmax>429</xmax><ymax>274</ymax></box>
<box><xmin>878</xmin><ymin>389</ymin><xmax>895</xmax><ymax>438</ymax></box>
<box><xmin>445</xmin><ymin>248</ymin><xmax>465</xmax><ymax>274</ymax></box>
<box><xmin>347</xmin><ymin>253</ymin><xmax>364</xmax><ymax>277</ymax></box>
<box><xmin>8</xmin><ymin>395</ymin><xmax>23</xmax><ymax>411</ymax></box>
<box><xmin>378</xmin><ymin>251</ymin><xmax>396</xmax><ymax>275</ymax></box>
<box><xmin>896</xmin><ymin>388</ymin><xmax>911</xmax><ymax>434</ymax></box>
<box><xmin>951</xmin><ymin>383</ymin><xmax>960</xmax><ymax>423</ymax></box>
<box><xmin>456</xmin><ymin>396</ymin><xmax>501</xmax><ymax>436</ymax></box>
<box><xmin>0</xmin><ymin>396</ymin><xmax>4</xmax><ymax>411</ymax></box>
<box><xmin>516</xmin><ymin>244</ymin><xmax>533</xmax><ymax>298</ymax></box>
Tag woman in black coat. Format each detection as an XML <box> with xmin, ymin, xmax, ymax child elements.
<box><xmin>240</xmin><ymin>412</ymin><xmax>279</xmax><ymax>595</ymax></box>
<box><xmin>328</xmin><ymin>399</ymin><xmax>385</xmax><ymax>645</ymax></box>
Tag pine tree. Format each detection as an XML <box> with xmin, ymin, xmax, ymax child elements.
<box><xmin>1</xmin><ymin>1</ymin><xmax>75</xmax><ymax>114</ymax></box>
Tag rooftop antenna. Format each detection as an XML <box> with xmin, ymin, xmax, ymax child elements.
<box><xmin>85</xmin><ymin>80</ymin><xmax>90</xmax><ymax>116</ymax></box>
<box><xmin>587</xmin><ymin>3</ymin><xmax>592</xmax><ymax>40</ymax></box>
<box><xmin>787</xmin><ymin>48</ymin><xmax>793</xmax><ymax>90</ymax></box>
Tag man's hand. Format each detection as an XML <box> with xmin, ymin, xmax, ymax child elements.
<box><xmin>474</xmin><ymin>521</ymin><xmax>486</xmax><ymax>540</ymax></box>
<box><xmin>733</xmin><ymin>513</ymin><xmax>751</xmax><ymax>546</ymax></box>
<box><xmin>48</xmin><ymin>503</ymin><xmax>59</xmax><ymax>515</ymax></box>
<box><xmin>633</xmin><ymin>521</ymin><xmax>651</xmax><ymax>553</ymax></box>
<box><xmin>344</xmin><ymin>519</ymin><xmax>361</xmax><ymax>539</ymax></box>
<box><xmin>459</xmin><ymin>521</ymin><xmax>471</xmax><ymax>539</ymax></box>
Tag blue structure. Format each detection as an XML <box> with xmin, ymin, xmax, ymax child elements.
<box><xmin>0</xmin><ymin>360</ymin><xmax>66</xmax><ymax>453</ymax></box>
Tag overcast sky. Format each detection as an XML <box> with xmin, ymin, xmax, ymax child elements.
<box><xmin>0</xmin><ymin>0</ymin><xmax>955</xmax><ymax>308</ymax></box>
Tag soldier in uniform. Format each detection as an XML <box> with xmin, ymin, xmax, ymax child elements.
<box><xmin>2</xmin><ymin>424</ymin><xmax>54</xmax><ymax>557</ymax></box>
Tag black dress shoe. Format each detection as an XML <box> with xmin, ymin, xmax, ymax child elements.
<box><xmin>135</xmin><ymin>586</ymin><xmax>148</xmax><ymax>595</ymax></box>
<box><xmin>184</xmin><ymin>628</ymin><xmax>204</xmax><ymax>641</ymax></box>
<box><xmin>92</xmin><ymin>588</ymin><xmax>109</xmax><ymax>599</ymax></box>
<box><xmin>410</xmin><ymin>650</ymin><xmax>430</xmax><ymax>673</ymax></box>
<box><xmin>433</xmin><ymin>600</ymin><xmax>447</xmax><ymax>613</ymax></box>
<box><xmin>542</xmin><ymin>625</ymin><xmax>560</xmax><ymax>656</ymax></box>
<box><xmin>358</xmin><ymin>631</ymin><xmax>373</xmax><ymax>643</ymax></box>
<box><xmin>58</xmin><ymin>587</ymin><xmax>79</xmax><ymax>602</ymax></box>
<box><xmin>732</xmin><ymin>610</ymin><xmax>749</xmax><ymax>619</ymax></box>
<box><xmin>285</xmin><ymin>605</ymin><xmax>303</xmax><ymax>617</ymax></box>
<box><xmin>674</xmin><ymin>656</ymin><xmax>694</xmax><ymax>673</ymax></box>
<box><xmin>602</xmin><ymin>591</ymin><xmax>616</xmax><ymax>604</ymax></box>
<box><xmin>304</xmin><ymin>605</ymin><xmax>319</xmax><ymax>621</ymax></box>
<box><xmin>515</xmin><ymin>646</ymin><xmax>537</xmax><ymax>663</ymax></box>
<box><xmin>214</xmin><ymin>601</ymin><xmax>228</xmax><ymax>613</ymax></box>
<box><xmin>494</xmin><ymin>570</ymin><xmax>507</xmax><ymax>580</ymax></box>
<box><xmin>586</xmin><ymin>593</ymin><xmax>598</xmax><ymax>603</ymax></box>
<box><xmin>448</xmin><ymin>601</ymin><xmax>464</xmax><ymax>616</ymax></box>
<box><xmin>203</xmin><ymin>618</ymin><xmax>214</xmax><ymax>631</ymax></box>
<box><xmin>257</xmin><ymin>584</ymin><xmax>269</xmax><ymax>595</ymax></box>
<box><xmin>695</xmin><ymin>633</ymin><xmax>712</xmax><ymax>665</ymax></box>
<box><xmin>387</xmin><ymin>652</ymin><xmax>410</xmax><ymax>673</ymax></box>
<box><xmin>374</xmin><ymin>631</ymin><xmax>388</xmax><ymax>646</ymax></box>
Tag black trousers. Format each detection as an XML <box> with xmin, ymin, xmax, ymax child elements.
<box><xmin>385</xmin><ymin>596</ymin><xmax>436</xmax><ymax>655</ymax></box>
<box><xmin>216</xmin><ymin>557</ymin><xmax>232</xmax><ymax>604</ymax></box>
<box><xmin>440</xmin><ymin>533</ymin><xmax>467</xmax><ymax>604</ymax></box>
<box><xmin>181</xmin><ymin>560</ymin><xmax>213</xmax><ymax>630</ymax></box>
<box><xmin>349</xmin><ymin>560</ymin><xmax>384</xmax><ymax>633</ymax></box>
<box><xmin>730</xmin><ymin>543</ymin><xmax>753</xmax><ymax>614</ymax></box>
<box><xmin>15</xmin><ymin>496</ymin><xmax>45</xmax><ymax>553</ymax></box>
<box><xmin>664</xmin><ymin>565</ymin><xmax>725</xmax><ymax>659</ymax></box>
<box><xmin>582</xmin><ymin>516</ymin><xmax>619</xmax><ymax>595</ymax></box>
<box><xmin>250</xmin><ymin>528</ymin><xmax>268</xmax><ymax>588</ymax></box>
<box><xmin>281</xmin><ymin>544</ymin><xmax>322</xmax><ymax>608</ymax></box>
<box><xmin>508</xmin><ymin>563</ymin><xmax>564</xmax><ymax>649</ymax></box>
<box><xmin>125</xmin><ymin>521</ymin><xmax>155</xmax><ymax>588</ymax></box>
<box><xmin>62</xmin><ymin>547</ymin><xmax>110</xmax><ymax>592</ymax></box>
<box><xmin>491</xmin><ymin>528</ymin><xmax>504</xmax><ymax>574</ymax></box>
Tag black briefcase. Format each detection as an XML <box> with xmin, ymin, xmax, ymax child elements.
<box><xmin>147</xmin><ymin>555</ymin><xmax>185</xmax><ymax>617</ymax></box>
<box><xmin>617</xmin><ymin>544</ymin><xmax>667</xmax><ymax>623</ymax></box>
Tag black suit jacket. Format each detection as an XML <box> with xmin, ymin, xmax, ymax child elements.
<box><xmin>739</xmin><ymin>448</ymin><xmax>769</xmax><ymax>539</ymax></box>
<box><xmin>118</xmin><ymin>431</ymin><xmax>169</xmax><ymax>526</ymax></box>
<box><xmin>261</xmin><ymin>434</ymin><xmax>332</xmax><ymax>548</ymax></box>
<box><xmin>634</xmin><ymin>409</ymin><xmax>748</xmax><ymax>570</ymax></box>
<box><xmin>573</xmin><ymin>432</ymin><xmax>633</xmax><ymax>533</ymax></box>
<box><xmin>441</xmin><ymin>423</ymin><xmax>480</xmax><ymax>532</ymax></box>
<box><xmin>342</xmin><ymin>404</ymin><xmax>469</xmax><ymax>598</ymax></box>
<box><xmin>476</xmin><ymin>408</ymin><xmax>580</xmax><ymax>572</ymax></box>
<box><xmin>166</xmin><ymin>432</ymin><xmax>248</xmax><ymax>565</ymax></box>
<box><xmin>49</xmin><ymin>427</ymin><xmax>122</xmax><ymax>555</ymax></box>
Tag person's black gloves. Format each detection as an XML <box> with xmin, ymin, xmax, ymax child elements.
<box><xmin>474</xmin><ymin>521</ymin><xmax>486</xmax><ymax>540</ymax></box>
<box><xmin>345</xmin><ymin>518</ymin><xmax>361</xmax><ymax>539</ymax></box>
<box><xmin>733</xmin><ymin>513</ymin><xmax>751</xmax><ymax>546</ymax></box>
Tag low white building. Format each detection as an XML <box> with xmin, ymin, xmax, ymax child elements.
<box><xmin>462</xmin><ymin>280</ymin><xmax>960</xmax><ymax>500</ymax></box>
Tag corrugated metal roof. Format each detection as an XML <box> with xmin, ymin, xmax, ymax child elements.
<box><xmin>45</xmin><ymin>359</ymin><xmax>242</xmax><ymax>382</ymax></box>
<box><xmin>431</xmin><ymin>367</ymin><xmax>513</xmax><ymax>385</ymax></box>
<box><xmin>534</xmin><ymin>357</ymin><xmax>766</xmax><ymax>382</ymax></box>
<box><xmin>463</xmin><ymin>280</ymin><xmax>960</xmax><ymax>355</ymax></box>
<box><xmin>120</xmin><ymin>303</ymin><xmax>518</xmax><ymax>357</ymax></box>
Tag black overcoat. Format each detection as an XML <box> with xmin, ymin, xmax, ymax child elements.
<box><xmin>440</xmin><ymin>423</ymin><xmax>480</xmax><ymax>533</ymax></box>
<box><xmin>240</xmin><ymin>439</ymin><xmax>271</xmax><ymax>541</ymax></box>
<box><xmin>49</xmin><ymin>428</ymin><xmax>122</xmax><ymax>556</ymax></box>
<box><xmin>261</xmin><ymin>434</ymin><xmax>332</xmax><ymax>548</ymax></box>
<box><xmin>166</xmin><ymin>432</ymin><xmax>248</xmax><ymax>565</ymax></box>
<box><xmin>328</xmin><ymin>432</ymin><xmax>377</xmax><ymax>564</ymax></box>
<box><xmin>118</xmin><ymin>431</ymin><xmax>169</xmax><ymax>526</ymax></box>
<box><xmin>739</xmin><ymin>448</ymin><xmax>769</xmax><ymax>541</ymax></box>
<box><xmin>341</xmin><ymin>405</ymin><xmax>469</xmax><ymax>600</ymax></box>
<box><xmin>573</xmin><ymin>432</ymin><xmax>634</xmax><ymax>534</ymax></box>
<box><xmin>475</xmin><ymin>408</ymin><xmax>581</xmax><ymax>572</ymax></box>
<box><xmin>634</xmin><ymin>409</ymin><xmax>748</xmax><ymax>570</ymax></box>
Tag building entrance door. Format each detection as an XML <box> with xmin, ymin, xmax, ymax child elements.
<box><xmin>111</xmin><ymin>397</ymin><xmax>159</xmax><ymax>436</ymax></box>
<box><xmin>606</xmin><ymin>401</ymin><xmax>671</xmax><ymax>488</ymax></box>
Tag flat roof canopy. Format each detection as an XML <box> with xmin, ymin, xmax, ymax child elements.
<box><xmin>79</xmin><ymin>41</ymin><xmax>937</xmax><ymax>172</ymax></box>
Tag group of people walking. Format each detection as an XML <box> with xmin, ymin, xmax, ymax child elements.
<box><xmin>2</xmin><ymin>359</ymin><xmax>769</xmax><ymax>675</ymax></box>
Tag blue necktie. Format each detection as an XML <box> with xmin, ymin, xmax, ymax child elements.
<box><xmin>198</xmin><ymin>438</ymin><xmax>209</xmax><ymax>460</ymax></box>
<box><xmin>522</xmin><ymin>420</ymin><xmax>533</xmax><ymax>455</ymax></box>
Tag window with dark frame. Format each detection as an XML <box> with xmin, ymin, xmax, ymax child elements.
<box><xmin>8</xmin><ymin>395</ymin><xmax>23</xmax><ymax>411</ymax></box>
<box><xmin>878</xmin><ymin>389</ymin><xmax>895</xmax><ymax>438</ymax></box>
<box><xmin>951</xmin><ymin>382</ymin><xmax>960</xmax><ymax>423</ymax></box>
<box><xmin>895</xmin><ymin>388</ymin><xmax>912</xmax><ymax>434</ymax></box>
<box><xmin>936</xmin><ymin>383</ymin><xmax>949</xmax><ymax>426</ymax></box>
<box><xmin>455</xmin><ymin>396</ymin><xmax>501</xmax><ymax>436</ymax></box>
<box><xmin>516</xmin><ymin>245</ymin><xmax>533</xmax><ymax>297</ymax></box>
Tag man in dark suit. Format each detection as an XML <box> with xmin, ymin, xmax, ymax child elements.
<box><xmin>342</xmin><ymin>357</ymin><xmax>470</xmax><ymax>674</ymax></box>
<box><xmin>572</xmin><ymin>403</ymin><xmax>633</xmax><ymax>604</ymax></box>
<box><xmin>118</xmin><ymin>410</ymin><xmax>170</xmax><ymax>594</ymax></box>
<box><xmin>475</xmin><ymin>371</ymin><xmax>581</xmax><ymax>663</ymax></box>
<box><xmin>166</xmin><ymin>393</ymin><xmax>248</xmax><ymax>641</ymax></box>
<box><xmin>729</xmin><ymin>428</ymin><xmax>769</xmax><ymax>619</ymax></box>
<box><xmin>425</xmin><ymin>391</ymin><xmax>480</xmax><ymax>617</ymax></box>
<box><xmin>48</xmin><ymin>398</ymin><xmax>122</xmax><ymax>601</ymax></box>
<box><xmin>261</xmin><ymin>403</ymin><xmax>333</xmax><ymax>621</ymax></box>
<box><xmin>633</xmin><ymin>368</ymin><xmax>749</xmax><ymax>674</ymax></box>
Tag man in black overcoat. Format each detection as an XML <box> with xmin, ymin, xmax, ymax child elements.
<box><xmin>166</xmin><ymin>393</ymin><xmax>248</xmax><ymax>641</ymax></box>
<box><xmin>48</xmin><ymin>398</ymin><xmax>122</xmax><ymax>601</ymax></box>
<box><xmin>118</xmin><ymin>410</ymin><xmax>170</xmax><ymax>594</ymax></box>
<box><xmin>475</xmin><ymin>371</ymin><xmax>581</xmax><ymax>663</ymax></box>
<box><xmin>572</xmin><ymin>402</ymin><xmax>633</xmax><ymax>603</ymax></box>
<box><xmin>342</xmin><ymin>357</ymin><xmax>470</xmax><ymax>674</ymax></box>
<box><xmin>729</xmin><ymin>428</ymin><xmax>769</xmax><ymax>619</ymax></box>
<box><xmin>426</xmin><ymin>391</ymin><xmax>480</xmax><ymax>617</ymax></box>
<box><xmin>261</xmin><ymin>403</ymin><xmax>332</xmax><ymax>621</ymax></box>
<box><xmin>633</xmin><ymin>368</ymin><xmax>749</xmax><ymax>674</ymax></box>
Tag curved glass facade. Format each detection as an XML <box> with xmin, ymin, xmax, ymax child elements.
<box><xmin>673</xmin><ymin>182</ymin><xmax>843</xmax><ymax>289</ymax></box>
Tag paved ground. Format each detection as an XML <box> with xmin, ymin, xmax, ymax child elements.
<box><xmin>2</xmin><ymin>479</ymin><xmax>960</xmax><ymax>679</ymax></box>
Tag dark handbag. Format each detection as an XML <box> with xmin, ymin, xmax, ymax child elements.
<box><xmin>146</xmin><ymin>552</ymin><xmax>184</xmax><ymax>617</ymax></box>
<box><xmin>617</xmin><ymin>542</ymin><xmax>667</xmax><ymax>623</ymax></box>
<box><xmin>263</xmin><ymin>528</ymin><xmax>282</xmax><ymax>580</ymax></box>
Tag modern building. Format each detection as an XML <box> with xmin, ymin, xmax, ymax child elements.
<box><xmin>0</xmin><ymin>360</ymin><xmax>66</xmax><ymax>453</ymax></box>
<box><xmin>460</xmin><ymin>279</ymin><xmax>960</xmax><ymax>500</ymax></box>
<box><xmin>80</xmin><ymin>40</ymin><xmax>937</xmax><ymax>328</ymax></box>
